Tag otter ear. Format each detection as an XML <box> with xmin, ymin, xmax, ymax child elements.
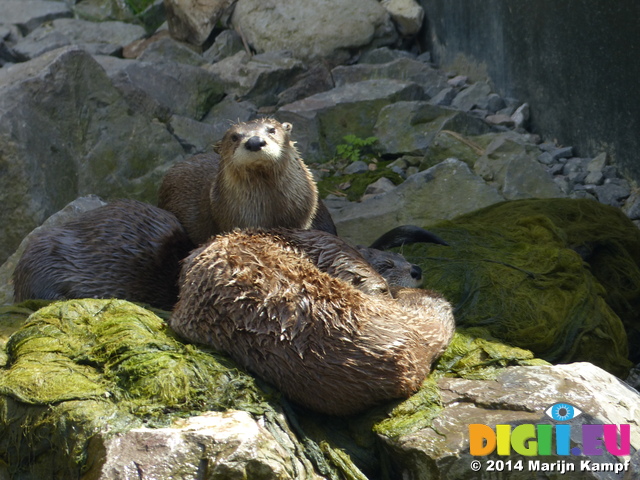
<box><xmin>213</xmin><ymin>140</ymin><xmax>222</xmax><ymax>154</ymax></box>
<box><xmin>282</xmin><ymin>122</ymin><xmax>293</xmax><ymax>133</ymax></box>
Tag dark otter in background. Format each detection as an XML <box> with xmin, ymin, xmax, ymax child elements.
<box><xmin>12</xmin><ymin>200</ymin><xmax>194</xmax><ymax>310</ymax></box>
<box><xmin>171</xmin><ymin>228</ymin><xmax>455</xmax><ymax>416</ymax></box>
<box><xmin>158</xmin><ymin>118</ymin><xmax>325</xmax><ymax>245</ymax></box>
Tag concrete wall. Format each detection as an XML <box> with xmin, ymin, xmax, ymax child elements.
<box><xmin>419</xmin><ymin>0</ymin><xmax>640</xmax><ymax>183</ymax></box>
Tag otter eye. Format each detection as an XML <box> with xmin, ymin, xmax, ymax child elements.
<box><xmin>230</xmin><ymin>133</ymin><xmax>240</xmax><ymax>142</ymax></box>
<box><xmin>267</xmin><ymin>127</ymin><xmax>276</xmax><ymax>134</ymax></box>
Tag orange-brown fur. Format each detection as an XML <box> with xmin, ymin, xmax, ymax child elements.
<box><xmin>171</xmin><ymin>228</ymin><xmax>455</xmax><ymax>416</ymax></box>
<box><xmin>158</xmin><ymin>119</ymin><xmax>320</xmax><ymax>245</ymax></box>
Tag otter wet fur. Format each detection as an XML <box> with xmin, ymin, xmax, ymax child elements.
<box><xmin>158</xmin><ymin>118</ymin><xmax>320</xmax><ymax>245</ymax></box>
<box><xmin>13</xmin><ymin>200</ymin><xmax>195</xmax><ymax>310</ymax></box>
<box><xmin>171</xmin><ymin>228</ymin><xmax>455</xmax><ymax>416</ymax></box>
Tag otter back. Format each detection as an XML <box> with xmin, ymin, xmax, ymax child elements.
<box><xmin>171</xmin><ymin>228</ymin><xmax>455</xmax><ymax>416</ymax></box>
<box><xmin>13</xmin><ymin>200</ymin><xmax>194</xmax><ymax>310</ymax></box>
<box><xmin>158</xmin><ymin>119</ymin><xmax>320</xmax><ymax>245</ymax></box>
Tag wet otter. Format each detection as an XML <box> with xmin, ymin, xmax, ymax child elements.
<box><xmin>13</xmin><ymin>200</ymin><xmax>194</xmax><ymax>310</ymax></box>
<box><xmin>171</xmin><ymin>228</ymin><xmax>455</xmax><ymax>416</ymax></box>
<box><xmin>158</xmin><ymin>118</ymin><xmax>323</xmax><ymax>245</ymax></box>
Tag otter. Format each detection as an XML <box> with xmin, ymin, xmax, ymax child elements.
<box><xmin>13</xmin><ymin>200</ymin><xmax>194</xmax><ymax>310</ymax></box>
<box><xmin>171</xmin><ymin>228</ymin><xmax>455</xmax><ymax>416</ymax></box>
<box><xmin>158</xmin><ymin>118</ymin><xmax>325</xmax><ymax>245</ymax></box>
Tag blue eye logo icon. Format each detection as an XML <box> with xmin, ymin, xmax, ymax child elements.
<box><xmin>545</xmin><ymin>403</ymin><xmax>582</xmax><ymax>421</ymax></box>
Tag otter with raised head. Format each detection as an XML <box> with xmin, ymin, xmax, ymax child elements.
<box><xmin>171</xmin><ymin>228</ymin><xmax>455</xmax><ymax>416</ymax></box>
<box><xmin>13</xmin><ymin>200</ymin><xmax>194</xmax><ymax>310</ymax></box>
<box><xmin>158</xmin><ymin>118</ymin><xmax>327</xmax><ymax>245</ymax></box>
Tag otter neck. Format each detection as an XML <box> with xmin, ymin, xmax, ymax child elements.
<box><xmin>212</xmin><ymin>154</ymin><xmax>317</xmax><ymax>232</ymax></box>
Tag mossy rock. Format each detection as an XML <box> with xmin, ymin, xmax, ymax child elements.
<box><xmin>398</xmin><ymin>198</ymin><xmax>638</xmax><ymax>377</ymax></box>
<box><xmin>317</xmin><ymin>161</ymin><xmax>404</xmax><ymax>201</ymax></box>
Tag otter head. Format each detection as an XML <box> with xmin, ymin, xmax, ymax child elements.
<box><xmin>355</xmin><ymin>246</ymin><xmax>423</xmax><ymax>288</ymax></box>
<box><xmin>215</xmin><ymin>118</ymin><xmax>294</xmax><ymax>170</ymax></box>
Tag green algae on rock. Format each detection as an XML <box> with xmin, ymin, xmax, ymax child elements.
<box><xmin>398</xmin><ymin>198</ymin><xmax>637</xmax><ymax>377</ymax></box>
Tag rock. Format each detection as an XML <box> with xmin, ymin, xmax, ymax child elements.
<box><xmin>511</xmin><ymin>102</ymin><xmax>530</xmax><ymax>129</ymax></box>
<box><xmin>202</xmin><ymin>29</ymin><xmax>244</xmax><ymax>63</ymax></box>
<box><xmin>450</xmin><ymin>81</ymin><xmax>491</xmax><ymax>111</ymax></box>
<box><xmin>164</xmin><ymin>0</ymin><xmax>236</xmax><ymax>46</ymax></box>
<box><xmin>428</xmin><ymin>86</ymin><xmax>456</xmax><ymax>106</ymax></box>
<box><xmin>362</xmin><ymin>176</ymin><xmax>396</xmax><ymax>197</ymax></box>
<box><xmin>277</xmin><ymin>79</ymin><xmax>423</xmax><ymax>162</ymax></box>
<box><xmin>277</xmin><ymin>63</ymin><xmax>334</xmax><ymax>106</ymax></box>
<box><xmin>359</xmin><ymin>46</ymin><xmax>416</xmax><ymax>64</ymax></box>
<box><xmin>485</xmin><ymin>113</ymin><xmax>516</xmax><ymax>128</ymax></box>
<box><xmin>624</xmin><ymin>194</ymin><xmax>640</xmax><ymax>221</ymax></box>
<box><xmin>550</xmin><ymin>145</ymin><xmax>574</xmax><ymax>161</ymax></box>
<box><xmin>168</xmin><ymin>115</ymin><xmax>220</xmax><ymax>154</ymax></box>
<box><xmin>137</xmin><ymin>36</ymin><xmax>205</xmax><ymax>66</ymax></box>
<box><xmin>0</xmin><ymin>47</ymin><xmax>185</xmax><ymax>264</ymax></box>
<box><xmin>487</xmin><ymin>92</ymin><xmax>506</xmax><ymax>113</ymax></box>
<box><xmin>374</xmin><ymin>101</ymin><xmax>490</xmax><ymax>156</ymax></box>
<box><xmin>474</xmin><ymin>136</ymin><xmax>566</xmax><ymax>200</ymax></box>
<box><xmin>595</xmin><ymin>182</ymin><xmax>631</xmax><ymax>207</ymax></box>
<box><xmin>588</xmin><ymin>152</ymin><xmax>608</xmax><ymax>172</ymax></box>
<box><xmin>68</xmin><ymin>0</ymin><xmax>136</xmax><ymax>22</ymax></box>
<box><xmin>205</xmin><ymin>50</ymin><xmax>306</xmax><ymax>107</ymax></box>
<box><xmin>201</xmin><ymin>95</ymin><xmax>257</xmax><ymax>139</ymax></box>
<box><xmin>379</xmin><ymin>363</ymin><xmax>640</xmax><ymax>479</ymax></box>
<box><xmin>537</xmin><ymin>151</ymin><xmax>554</xmax><ymax>165</ymax></box>
<box><xmin>344</xmin><ymin>160</ymin><xmax>369</xmax><ymax>174</ymax></box>
<box><xmin>330</xmin><ymin>158</ymin><xmax>504</xmax><ymax>245</ymax></box>
<box><xmin>447</xmin><ymin>74</ymin><xmax>467</xmax><ymax>88</ymax></box>
<box><xmin>13</xmin><ymin>18</ymin><xmax>147</xmax><ymax>59</ymax></box>
<box><xmin>230</xmin><ymin>0</ymin><xmax>397</xmax><ymax>61</ymax></box>
<box><xmin>584</xmin><ymin>170</ymin><xmax>605</xmax><ymax>186</ymax></box>
<box><xmin>85</xmin><ymin>410</ymin><xmax>323</xmax><ymax>480</ymax></box>
<box><xmin>421</xmin><ymin>130</ymin><xmax>484</xmax><ymax>169</ymax></box>
<box><xmin>0</xmin><ymin>195</ymin><xmax>107</xmax><ymax>306</ymax></box>
<box><xmin>380</xmin><ymin>0</ymin><xmax>425</xmax><ymax>36</ymax></box>
<box><xmin>104</xmin><ymin>57</ymin><xmax>225</xmax><ymax>119</ymax></box>
<box><xmin>332</xmin><ymin>57</ymin><xmax>447</xmax><ymax>98</ymax></box>
<box><xmin>1</xmin><ymin>0</ymin><xmax>72</xmax><ymax>35</ymax></box>
<box><xmin>562</xmin><ymin>157</ymin><xmax>589</xmax><ymax>175</ymax></box>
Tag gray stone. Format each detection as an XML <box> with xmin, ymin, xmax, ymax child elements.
<box><xmin>363</xmin><ymin>176</ymin><xmax>396</xmax><ymax>197</ymax></box>
<box><xmin>201</xmin><ymin>95</ymin><xmax>257</xmax><ymax>138</ymax></box>
<box><xmin>277</xmin><ymin>79</ymin><xmax>423</xmax><ymax>162</ymax></box>
<box><xmin>595</xmin><ymin>182</ymin><xmax>631</xmax><ymax>207</ymax></box>
<box><xmin>584</xmin><ymin>170</ymin><xmax>605</xmax><ymax>186</ymax></box>
<box><xmin>344</xmin><ymin>160</ymin><xmax>369</xmax><ymax>175</ymax></box>
<box><xmin>379</xmin><ymin>362</ymin><xmax>640</xmax><ymax>479</ymax></box>
<box><xmin>537</xmin><ymin>151</ymin><xmax>554</xmax><ymax>165</ymax></box>
<box><xmin>510</xmin><ymin>102</ymin><xmax>530</xmax><ymax>128</ymax></box>
<box><xmin>381</xmin><ymin>0</ymin><xmax>425</xmax><ymax>36</ymax></box>
<box><xmin>85</xmin><ymin>411</ymin><xmax>324</xmax><ymax>480</ymax></box>
<box><xmin>332</xmin><ymin>57</ymin><xmax>447</xmax><ymax>98</ymax></box>
<box><xmin>168</xmin><ymin>115</ymin><xmax>220</xmax><ymax>154</ymax></box>
<box><xmin>202</xmin><ymin>29</ymin><xmax>244</xmax><ymax>63</ymax></box>
<box><xmin>0</xmin><ymin>195</ymin><xmax>107</xmax><ymax>306</ymax></box>
<box><xmin>485</xmin><ymin>113</ymin><xmax>515</xmax><ymax>128</ymax></box>
<box><xmin>623</xmin><ymin>194</ymin><xmax>640</xmax><ymax>220</ymax></box>
<box><xmin>587</xmin><ymin>152</ymin><xmax>608</xmax><ymax>172</ymax></box>
<box><xmin>374</xmin><ymin>101</ymin><xmax>490</xmax><ymax>156</ymax></box>
<box><xmin>547</xmin><ymin>163</ymin><xmax>565</xmax><ymax>175</ymax></box>
<box><xmin>1</xmin><ymin>0</ymin><xmax>72</xmax><ymax>35</ymax></box>
<box><xmin>428</xmin><ymin>86</ymin><xmax>456</xmax><ymax>106</ymax></box>
<box><xmin>602</xmin><ymin>165</ymin><xmax>620</xmax><ymax>179</ymax></box>
<box><xmin>447</xmin><ymin>74</ymin><xmax>467</xmax><ymax>88</ymax></box>
<box><xmin>474</xmin><ymin>135</ymin><xmax>566</xmax><ymax>200</ymax></box>
<box><xmin>68</xmin><ymin>0</ymin><xmax>136</xmax><ymax>23</ymax></box>
<box><xmin>0</xmin><ymin>47</ymin><xmax>185</xmax><ymax>264</ymax></box>
<box><xmin>231</xmin><ymin>0</ymin><xmax>397</xmax><ymax>61</ymax></box>
<box><xmin>562</xmin><ymin>157</ymin><xmax>589</xmax><ymax>175</ymax></box>
<box><xmin>486</xmin><ymin>92</ymin><xmax>506</xmax><ymax>113</ymax></box>
<box><xmin>359</xmin><ymin>46</ymin><xmax>416</xmax><ymax>64</ymax></box>
<box><xmin>164</xmin><ymin>0</ymin><xmax>236</xmax><ymax>46</ymax></box>
<box><xmin>14</xmin><ymin>18</ymin><xmax>146</xmax><ymax>59</ymax></box>
<box><xmin>329</xmin><ymin>158</ymin><xmax>504</xmax><ymax>245</ymax></box>
<box><xmin>205</xmin><ymin>50</ymin><xmax>306</xmax><ymax>107</ymax></box>
<box><xmin>277</xmin><ymin>63</ymin><xmax>334</xmax><ymax>107</ymax></box>
<box><xmin>550</xmin><ymin>145</ymin><xmax>574</xmax><ymax>160</ymax></box>
<box><xmin>450</xmin><ymin>81</ymin><xmax>491</xmax><ymax>111</ymax></box>
<box><xmin>108</xmin><ymin>59</ymin><xmax>225</xmax><ymax>120</ymax></box>
<box><xmin>137</xmin><ymin>36</ymin><xmax>205</xmax><ymax>66</ymax></box>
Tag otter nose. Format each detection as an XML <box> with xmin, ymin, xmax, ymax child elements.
<box><xmin>245</xmin><ymin>136</ymin><xmax>267</xmax><ymax>152</ymax></box>
<box><xmin>410</xmin><ymin>265</ymin><xmax>422</xmax><ymax>281</ymax></box>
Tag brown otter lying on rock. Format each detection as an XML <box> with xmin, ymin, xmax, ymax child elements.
<box><xmin>158</xmin><ymin>118</ymin><xmax>332</xmax><ymax>245</ymax></box>
<box><xmin>171</xmin><ymin>228</ymin><xmax>455</xmax><ymax>416</ymax></box>
<box><xmin>12</xmin><ymin>200</ymin><xmax>194</xmax><ymax>310</ymax></box>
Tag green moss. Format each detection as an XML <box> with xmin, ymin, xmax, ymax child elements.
<box><xmin>317</xmin><ymin>161</ymin><xmax>404</xmax><ymax>201</ymax></box>
<box><xmin>397</xmin><ymin>198</ymin><xmax>636</xmax><ymax>378</ymax></box>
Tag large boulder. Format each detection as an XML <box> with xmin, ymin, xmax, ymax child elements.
<box><xmin>164</xmin><ymin>0</ymin><xmax>236</xmax><ymax>46</ymax></box>
<box><xmin>230</xmin><ymin>0</ymin><xmax>397</xmax><ymax>61</ymax></box>
<box><xmin>0</xmin><ymin>47</ymin><xmax>185</xmax><ymax>264</ymax></box>
<box><xmin>379</xmin><ymin>362</ymin><xmax>640</xmax><ymax>479</ymax></box>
